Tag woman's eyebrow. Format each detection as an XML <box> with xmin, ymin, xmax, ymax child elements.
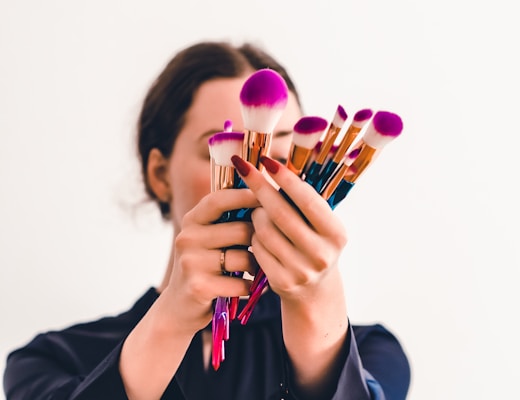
<box><xmin>273</xmin><ymin>130</ymin><xmax>292</xmax><ymax>139</ymax></box>
<box><xmin>198</xmin><ymin>129</ymin><xmax>221</xmax><ymax>144</ymax></box>
<box><xmin>200</xmin><ymin>129</ymin><xmax>292</xmax><ymax>143</ymax></box>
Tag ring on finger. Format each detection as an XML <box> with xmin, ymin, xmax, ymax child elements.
<box><xmin>219</xmin><ymin>248</ymin><xmax>227</xmax><ymax>273</ymax></box>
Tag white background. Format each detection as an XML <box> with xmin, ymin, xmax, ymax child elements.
<box><xmin>1</xmin><ymin>1</ymin><xmax>519</xmax><ymax>399</ymax></box>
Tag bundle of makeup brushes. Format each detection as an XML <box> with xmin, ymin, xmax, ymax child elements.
<box><xmin>208</xmin><ymin>69</ymin><xmax>403</xmax><ymax>370</ymax></box>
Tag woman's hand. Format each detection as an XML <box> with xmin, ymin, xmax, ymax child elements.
<box><xmin>120</xmin><ymin>189</ymin><xmax>259</xmax><ymax>399</ymax></box>
<box><xmin>164</xmin><ymin>188</ymin><xmax>260</xmax><ymax>334</ymax></box>
<box><xmin>231</xmin><ymin>155</ymin><xmax>350</xmax><ymax>399</ymax></box>
<box><xmin>231</xmin><ymin>155</ymin><xmax>348</xmax><ymax>301</ymax></box>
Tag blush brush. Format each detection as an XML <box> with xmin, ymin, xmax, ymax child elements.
<box><xmin>240</xmin><ymin>68</ymin><xmax>289</xmax><ymax>170</ymax></box>
<box><xmin>234</xmin><ymin>69</ymin><xmax>290</xmax><ymax>324</ymax></box>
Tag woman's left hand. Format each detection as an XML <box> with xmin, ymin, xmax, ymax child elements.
<box><xmin>231</xmin><ymin>155</ymin><xmax>348</xmax><ymax>301</ymax></box>
<box><xmin>231</xmin><ymin>154</ymin><xmax>350</xmax><ymax>398</ymax></box>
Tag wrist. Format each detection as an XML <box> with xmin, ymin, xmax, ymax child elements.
<box><xmin>151</xmin><ymin>287</ymin><xmax>210</xmax><ymax>338</ymax></box>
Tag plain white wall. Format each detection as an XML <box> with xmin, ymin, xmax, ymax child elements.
<box><xmin>1</xmin><ymin>1</ymin><xmax>519</xmax><ymax>399</ymax></box>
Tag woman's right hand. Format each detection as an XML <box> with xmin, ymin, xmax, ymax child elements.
<box><xmin>120</xmin><ymin>188</ymin><xmax>259</xmax><ymax>399</ymax></box>
<box><xmin>162</xmin><ymin>188</ymin><xmax>260</xmax><ymax>335</ymax></box>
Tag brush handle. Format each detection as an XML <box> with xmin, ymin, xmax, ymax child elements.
<box><xmin>239</xmin><ymin>173</ymin><xmax>353</xmax><ymax>322</ymax></box>
<box><xmin>304</xmin><ymin>161</ymin><xmax>322</xmax><ymax>189</ymax></box>
<box><xmin>327</xmin><ymin>180</ymin><xmax>355</xmax><ymax>209</ymax></box>
<box><xmin>314</xmin><ymin>159</ymin><xmax>339</xmax><ymax>193</ymax></box>
<box><xmin>214</xmin><ymin>173</ymin><xmax>253</xmax><ymax>223</ymax></box>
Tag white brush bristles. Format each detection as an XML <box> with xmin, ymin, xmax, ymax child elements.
<box><xmin>210</xmin><ymin>139</ymin><xmax>243</xmax><ymax>167</ymax></box>
<box><xmin>362</xmin><ymin>122</ymin><xmax>398</xmax><ymax>149</ymax></box>
<box><xmin>351</xmin><ymin>118</ymin><xmax>371</xmax><ymax>129</ymax></box>
<box><xmin>292</xmin><ymin>131</ymin><xmax>323</xmax><ymax>149</ymax></box>
<box><xmin>241</xmin><ymin>105</ymin><xmax>285</xmax><ymax>133</ymax></box>
<box><xmin>332</xmin><ymin>110</ymin><xmax>347</xmax><ymax>129</ymax></box>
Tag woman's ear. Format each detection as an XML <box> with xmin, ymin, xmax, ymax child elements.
<box><xmin>146</xmin><ymin>148</ymin><xmax>172</xmax><ymax>203</ymax></box>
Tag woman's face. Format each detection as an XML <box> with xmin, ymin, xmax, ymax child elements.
<box><xmin>166</xmin><ymin>75</ymin><xmax>302</xmax><ymax>233</ymax></box>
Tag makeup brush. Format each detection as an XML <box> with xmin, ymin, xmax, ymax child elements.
<box><xmin>315</xmin><ymin>108</ymin><xmax>373</xmax><ymax>190</ymax></box>
<box><xmin>235</xmin><ymin>69</ymin><xmax>289</xmax><ymax>325</ymax></box>
<box><xmin>208</xmin><ymin>128</ymin><xmax>245</xmax><ymax>370</ymax></box>
<box><xmin>319</xmin><ymin>147</ymin><xmax>361</xmax><ymax>209</ymax></box>
<box><xmin>223</xmin><ymin>119</ymin><xmax>233</xmax><ymax>132</ymax></box>
<box><xmin>286</xmin><ymin>116</ymin><xmax>328</xmax><ymax>176</ymax></box>
<box><xmin>239</xmin><ymin>119</ymin><xmax>329</xmax><ymax>325</ymax></box>
<box><xmin>304</xmin><ymin>141</ymin><xmax>339</xmax><ymax>178</ymax></box>
<box><xmin>240</xmin><ymin>68</ymin><xmax>289</xmax><ymax>170</ymax></box>
<box><xmin>209</xmin><ymin>131</ymin><xmax>244</xmax><ymax>191</ymax></box>
<box><xmin>322</xmin><ymin>111</ymin><xmax>403</xmax><ymax>209</ymax></box>
<box><xmin>304</xmin><ymin>105</ymin><xmax>347</xmax><ymax>190</ymax></box>
<box><xmin>212</xmin><ymin>296</ymin><xmax>229</xmax><ymax>370</ymax></box>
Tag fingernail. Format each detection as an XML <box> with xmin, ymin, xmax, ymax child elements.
<box><xmin>231</xmin><ymin>155</ymin><xmax>250</xmax><ymax>177</ymax></box>
<box><xmin>260</xmin><ymin>156</ymin><xmax>279</xmax><ymax>174</ymax></box>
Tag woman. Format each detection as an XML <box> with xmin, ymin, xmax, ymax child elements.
<box><xmin>4</xmin><ymin>41</ymin><xmax>410</xmax><ymax>400</ymax></box>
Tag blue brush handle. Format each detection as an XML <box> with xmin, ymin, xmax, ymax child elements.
<box><xmin>327</xmin><ymin>180</ymin><xmax>355</xmax><ymax>210</ymax></box>
<box><xmin>314</xmin><ymin>159</ymin><xmax>339</xmax><ymax>193</ymax></box>
<box><xmin>214</xmin><ymin>173</ymin><xmax>252</xmax><ymax>223</ymax></box>
<box><xmin>216</xmin><ymin>175</ymin><xmax>253</xmax><ymax>223</ymax></box>
<box><xmin>304</xmin><ymin>161</ymin><xmax>322</xmax><ymax>190</ymax></box>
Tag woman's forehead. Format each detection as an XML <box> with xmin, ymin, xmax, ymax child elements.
<box><xmin>182</xmin><ymin>77</ymin><xmax>302</xmax><ymax>142</ymax></box>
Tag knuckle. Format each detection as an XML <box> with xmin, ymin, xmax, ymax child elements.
<box><xmin>235</xmin><ymin>222</ymin><xmax>253</xmax><ymax>241</ymax></box>
<box><xmin>186</xmin><ymin>276</ymin><xmax>207</xmax><ymax>298</ymax></box>
<box><xmin>314</xmin><ymin>249</ymin><xmax>333</xmax><ymax>271</ymax></box>
<box><xmin>175</xmin><ymin>252</ymin><xmax>196</xmax><ymax>274</ymax></box>
<box><xmin>174</xmin><ymin>231</ymin><xmax>194</xmax><ymax>250</ymax></box>
<box><xmin>333</xmin><ymin>227</ymin><xmax>348</xmax><ymax>249</ymax></box>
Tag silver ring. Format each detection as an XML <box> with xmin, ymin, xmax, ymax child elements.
<box><xmin>219</xmin><ymin>249</ymin><xmax>227</xmax><ymax>273</ymax></box>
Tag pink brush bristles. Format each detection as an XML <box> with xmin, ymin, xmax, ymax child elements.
<box><xmin>208</xmin><ymin>132</ymin><xmax>244</xmax><ymax>167</ymax></box>
<box><xmin>340</xmin><ymin>110</ymin><xmax>403</xmax><ymax>184</ymax></box>
<box><xmin>332</xmin><ymin>104</ymin><xmax>348</xmax><ymax>129</ymax></box>
<box><xmin>287</xmin><ymin>116</ymin><xmax>328</xmax><ymax>176</ymax></box>
<box><xmin>363</xmin><ymin>111</ymin><xmax>403</xmax><ymax>149</ymax></box>
<box><xmin>240</xmin><ymin>69</ymin><xmax>289</xmax><ymax>133</ymax></box>
<box><xmin>223</xmin><ymin>119</ymin><xmax>233</xmax><ymax>132</ymax></box>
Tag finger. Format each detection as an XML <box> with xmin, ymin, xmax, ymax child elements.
<box><xmin>176</xmin><ymin>221</ymin><xmax>254</xmax><ymax>250</ymax></box>
<box><xmin>235</xmin><ymin>155</ymin><xmax>347</xmax><ymax>249</ymax></box>
<box><xmin>252</xmin><ymin>207</ymin><xmax>344</xmax><ymax>282</ymax></box>
<box><xmin>214</xmin><ymin>248</ymin><xmax>258</xmax><ymax>276</ymax></box>
<box><xmin>250</xmin><ymin>233</ymin><xmax>292</xmax><ymax>286</ymax></box>
<box><xmin>184</xmin><ymin>189</ymin><xmax>260</xmax><ymax>225</ymax></box>
<box><xmin>259</xmin><ymin>157</ymin><xmax>342</xmax><ymax>236</ymax></box>
<box><xmin>204</xmin><ymin>275</ymin><xmax>253</xmax><ymax>298</ymax></box>
<box><xmin>252</xmin><ymin>232</ymin><xmax>324</xmax><ymax>295</ymax></box>
<box><xmin>231</xmin><ymin>156</ymin><xmax>337</xmax><ymax>252</ymax></box>
<box><xmin>251</xmin><ymin>207</ymin><xmax>315</xmax><ymax>273</ymax></box>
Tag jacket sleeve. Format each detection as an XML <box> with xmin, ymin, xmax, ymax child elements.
<box><xmin>332</xmin><ymin>324</ymin><xmax>410</xmax><ymax>400</ymax></box>
<box><xmin>3</xmin><ymin>336</ymin><xmax>129</xmax><ymax>400</ymax></box>
<box><xmin>286</xmin><ymin>323</ymin><xmax>410</xmax><ymax>400</ymax></box>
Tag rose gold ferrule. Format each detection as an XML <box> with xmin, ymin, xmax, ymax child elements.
<box><xmin>287</xmin><ymin>144</ymin><xmax>313</xmax><ymax>176</ymax></box>
<box><xmin>344</xmin><ymin>145</ymin><xmax>378</xmax><ymax>183</ymax></box>
<box><xmin>316</xmin><ymin>125</ymin><xmax>341</xmax><ymax>164</ymax></box>
<box><xmin>332</xmin><ymin>125</ymin><xmax>362</xmax><ymax>163</ymax></box>
<box><xmin>211</xmin><ymin>164</ymin><xmax>236</xmax><ymax>192</ymax></box>
<box><xmin>320</xmin><ymin>163</ymin><xmax>348</xmax><ymax>199</ymax></box>
<box><xmin>242</xmin><ymin>130</ymin><xmax>272</xmax><ymax>171</ymax></box>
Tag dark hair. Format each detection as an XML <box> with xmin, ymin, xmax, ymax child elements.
<box><xmin>137</xmin><ymin>41</ymin><xmax>300</xmax><ymax>218</ymax></box>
